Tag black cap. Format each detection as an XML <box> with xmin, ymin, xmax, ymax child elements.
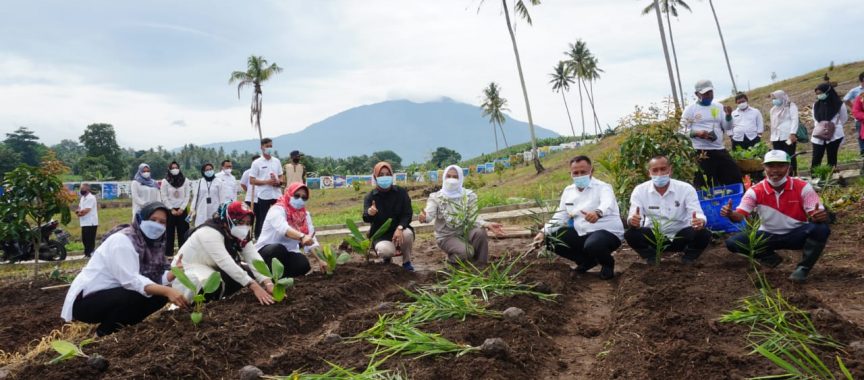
<box><xmin>290</xmin><ymin>150</ymin><xmax>303</xmax><ymax>158</ymax></box>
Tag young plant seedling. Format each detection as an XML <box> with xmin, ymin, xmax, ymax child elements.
<box><xmin>252</xmin><ymin>258</ymin><xmax>295</xmax><ymax>302</ymax></box>
<box><xmin>314</xmin><ymin>244</ymin><xmax>351</xmax><ymax>275</ymax></box>
<box><xmin>48</xmin><ymin>338</ymin><xmax>109</xmax><ymax>371</ymax></box>
<box><xmin>171</xmin><ymin>268</ymin><xmax>223</xmax><ymax>326</ymax></box>
<box><xmin>644</xmin><ymin>217</ymin><xmax>674</xmax><ymax>264</ymax></box>
<box><xmin>344</xmin><ymin>218</ymin><xmax>393</xmax><ymax>262</ymax></box>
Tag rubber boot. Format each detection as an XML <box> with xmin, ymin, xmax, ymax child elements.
<box><xmin>789</xmin><ymin>239</ymin><xmax>826</xmax><ymax>283</ymax></box>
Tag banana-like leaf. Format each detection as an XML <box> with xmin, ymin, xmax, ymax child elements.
<box><xmin>369</xmin><ymin>218</ymin><xmax>393</xmax><ymax>242</ymax></box>
<box><xmin>273</xmin><ymin>285</ymin><xmax>286</xmax><ymax>302</ymax></box>
<box><xmin>336</xmin><ymin>252</ymin><xmax>351</xmax><ymax>265</ymax></box>
<box><xmin>171</xmin><ymin>267</ymin><xmax>196</xmax><ymax>292</ymax></box>
<box><xmin>50</xmin><ymin>340</ymin><xmax>78</xmax><ymax>357</ymax></box>
<box><xmin>202</xmin><ymin>271</ymin><xmax>222</xmax><ymax>294</ymax></box>
<box><xmin>277</xmin><ymin>277</ymin><xmax>294</xmax><ymax>287</ymax></box>
<box><xmin>346</xmin><ymin>219</ymin><xmax>363</xmax><ymax>240</ymax></box>
<box><xmin>272</xmin><ymin>257</ymin><xmax>285</xmax><ymax>280</ymax></box>
<box><xmin>79</xmin><ymin>338</ymin><xmax>95</xmax><ymax>348</ymax></box>
<box><xmin>252</xmin><ymin>259</ymin><xmax>273</xmax><ymax>278</ymax></box>
<box><xmin>190</xmin><ymin>312</ymin><xmax>202</xmax><ymax>325</ymax></box>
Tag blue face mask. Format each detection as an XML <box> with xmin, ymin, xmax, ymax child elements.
<box><xmin>572</xmin><ymin>175</ymin><xmax>591</xmax><ymax>189</ymax></box>
<box><xmin>698</xmin><ymin>96</ymin><xmax>713</xmax><ymax>106</ymax></box>
<box><xmin>204</xmin><ymin>170</ymin><xmax>215</xmax><ymax>178</ymax></box>
<box><xmin>140</xmin><ymin>220</ymin><xmax>166</xmax><ymax>240</ymax></box>
<box><xmin>651</xmin><ymin>175</ymin><xmax>671</xmax><ymax>188</ymax></box>
<box><xmin>376</xmin><ymin>176</ymin><xmax>393</xmax><ymax>189</ymax></box>
<box><xmin>289</xmin><ymin>197</ymin><xmax>306</xmax><ymax>209</ymax></box>
<box><xmin>771</xmin><ymin>99</ymin><xmax>783</xmax><ymax>107</ymax></box>
<box><xmin>816</xmin><ymin>93</ymin><xmax>828</xmax><ymax>101</ymax></box>
<box><xmin>264</xmin><ymin>147</ymin><xmax>274</xmax><ymax>156</ymax></box>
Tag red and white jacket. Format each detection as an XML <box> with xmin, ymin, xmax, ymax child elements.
<box><xmin>735</xmin><ymin>177</ymin><xmax>822</xmax><ymax>234</ymax></box>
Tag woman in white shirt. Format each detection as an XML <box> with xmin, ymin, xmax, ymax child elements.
<box><xmin>811</xmin><ymin>83</ymin><xmax>848</xmax><ymax>169</ymax></box>
<box><xmin>769</xmin><ymin>90</ymin><xmax>800</xmax><ymax>176</ymax></box>
<box><xmin>160</xmin><ymin>161</ymin><xmax>190</xmax><ymax>256</ymax></box>
<box><xmin>254</xmin><ymin>183</ymin><xmax>314</xmax><ymax>277</ymax></box>
<box><xmin>190</xmin><ymin>163</ymin><xmax>222</xmax><ymax>227</ymax></box>
<box><xmin>131</xmin><ymin>163</ymin><xmax>161</xmax><ymax>218</ymax></box>
<box><xmin>61</xmin><ymin>202</ymin><xmax>188</xmax><ymax>336</ymax></box>
<box><xmin>172</xmin><ymin>201</ymin><xmax>274</xmax><ymax>305</ymax></box>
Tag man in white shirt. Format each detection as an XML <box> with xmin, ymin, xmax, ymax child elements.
<box><xmin>680</xmin><ymin>79</ymin><xmax>743</xmax><ymax>188</ymax></box>
<box><xmin>730</xmin><ymin>92</ymin><xmax>765</xmax><ymax>151</ymax></box>
<box><xmin>216</xmin><ymin>159</ymin><xmax>239</xmax><ymax>202</ymax></box>
<box><xmin>842</xmin><ymin>72</ymin><xmax>864</xmax><ymax>157</ymax></box>
<box><xmin>76</xmin><ymin>183</ymin><xmax>99</xmax><ymax>257</ymax></box>
<box><xmin>250</xmin><ymin>138</ymin><xmax>284</xmax><ymax>239</ymax></box>
<box><xmin>624</xmin><ymin>155</ymin><xmax>710</xmax><ymax>264</ymax></box>
<box><xmin>532</xmin><ymin>156</ymin><xmax>624</xmax><ymax>280</ymax></box>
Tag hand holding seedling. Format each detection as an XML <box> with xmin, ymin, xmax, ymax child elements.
<box><xmin>368</xmin><ymin>200</ymin><xmax>378</xmax><ymax>216</ymax></box>
<box><xmin>249</xmin><ymin>282</ymin><xmax>275</xmax><ymax>305</ymax></box>
<box><xmin>810</xmin><ymin>202</ymin><xmax>828</xmax><ymax>223</ymax></box>
<box><xmin>629</xmin><ymin>207</ymin><xmax>642</xmax><ymax>228</ymax></box>
<box><xmin>691</xmin><ymin>211</ymin><xmax>705</xmax><ymax>230</ymax></box>
<box><xmin>532</xmin><ymin>232</ymin><xmax>545</xmax><ymax>248</ymax></box>
<box><xmin>580</xmin><ymin>210</ymin><xmax>599</xmax><ymax>224</ymax></box>
<box><xmin>301</xmin><ymin>233</ymin><xmax>315</xmax><ymax>246</ymax></box>
<box><xmin>163</xmin><ymin>287</ymin><xmax>190</xmax><ymax>309</ymax></box>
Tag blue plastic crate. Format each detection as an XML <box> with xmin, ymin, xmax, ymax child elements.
<box><xmin>698</xmin><ymin>183</ymin><xmax>745</xmax><ymax>233</ymax></box>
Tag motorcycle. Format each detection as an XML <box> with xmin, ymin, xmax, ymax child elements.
<box><xmin>1</xmin><ymin>220</ymin><xmax>70</xmax><ymax>263</ymax></box>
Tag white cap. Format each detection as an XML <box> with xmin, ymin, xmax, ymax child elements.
<box><xmin>763</xmin><ymin>150</ymin><xmax>791</xmax><ymax>164</ymax></box>
<box><xmin>695</xmin><ymin>79</ymin><xmax>714</xmax><ymax>94</ymax></box>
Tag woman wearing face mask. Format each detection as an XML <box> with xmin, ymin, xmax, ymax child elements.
<box><xmin>160</xmin><ymin>161</ymin><xmax>191</xmax><ymax>256</ymax></box>
<box><xmin>254</xmin><ymin>183</ymin><xmax>314</xmax><ymax>277</ymax></box>
<box><xmin>363</xmin><ymin>162</ymin><xmax>415</xmax><ymax>271</ymax></box>
<box><xmin>190</xmin><ymin>163</ymin><xmax>223</xmax><ymax>227</ymax></box>
<box><xmin>172</xmin><ymin>201</ymin><xmax>274</xmax><ymax>305</ymax></box>
<box><xmin>61</xmin><ymin>202</ymin><xmax>188</xmax><ymax>336</ymax></box>
<box><xmin>810</xmin><ymin>83</ymin><xmax>848</xmax><ymax>169</ymax></box>
<box><xmin>419</xmin><ymin>165</ymin><xmax>505</xmax><ymax>266</ymax></box>
<box><xmin>131</xmin><ymin>163</ymin><xmax>162</xmax><ymax>218</ymax></box>
<box><xmin>769</xmin><ymin>90</ymin><xmax>800</xmax><ymax>176</ymax></box>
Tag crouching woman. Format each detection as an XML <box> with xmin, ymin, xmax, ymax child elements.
<box><xmin>61</xmin><ymin>202</ymin><xmax>189</xmax><ymax>336</ymax></box>
<box><xmin>254</xmin><ymin>183</ymin><xmax>315</xmax><ymax>276</ymax></box>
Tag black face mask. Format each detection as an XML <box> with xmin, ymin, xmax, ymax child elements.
<box><xmin>292</xmin><ymin>158</ymin><xmax>300</xmax><ymax>163</ymax></box>
<box><xmin>80</xmin><ymin>190</ymin><xmax>88</xmax><ymax>195</ymax></box>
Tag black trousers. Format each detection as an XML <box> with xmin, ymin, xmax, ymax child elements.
<box><xmin>81</xmin><ymin>225</ymin><xmax>98</xmax><ymax>256</ymax></box>
<box><xmin>253</xmin><ymin>199</ymin><xmax>277</xmax><ymax>239</ymax></box>
<box><xmin>624</xmin><ymin>227</ymin><xmax>711</xmax><ymax>261</ymax></box>
<box><xmin>73</xmin><ymin>287</ymin><xmax>167</xmax><ymax>336</ymax></box>
<box><xmin>772</xmin><ymin>140</ymin><xmax>798</xmax><ymax>176</ymax></box>
<box><xmin>258</xmin><ymin>244</ymin><xmax>311</xmax><ymax>277</ymax></box>
<box><xmin>694</xmin><ymin>149</ymin><xmax>743</xmax><ymax>188</ymax></box>
<box><xmin>165</xmin><ymin>210</ymin><xmax>189</xmax><ymax>257</ymax></box>
<box><xmin>204</xmin><ymin>268</ymin><xmax>249</xmax><ymax>302</ymax></box>
<box><xmin>547</xmin><ymin>228</ymin><xmax>621</xmax><ymax>268</ymax></box>
<box><xmin>811</xmin><ymin>139</ymin><xmax>843</xmax><ymax>169</ymax></box>
<box><xmin>731</xmin><ymin>136</ymin><xmax>761</xmax><ymax>151</ymax></box>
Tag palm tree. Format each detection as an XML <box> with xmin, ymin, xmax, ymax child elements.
<box><xmin>581</xmin><ymin>55</ymin><xmax>604</xmax><ymax>136</ymax></box>
<box><xmin>479</xmin><ymin>0</ymin><xmax>544</xmax><ymax>173</ymax></box>
<box><xmin>566</xmin><ymin>40</ymin><xmax>590</xmax><ymax>138</ymax></box>
<box><xmin>708</xmin><ymin>0</ymin><xmax>737</xmax><ymax>93</ymax></box>
<box><xmin>229</xmin><ymin>55</ymin><xmax>283</xmax><ymax>142</ymax></box>
<box><xmin>549</xmin><ymin>61</ymin><xmax>578</xmax><ymax>138</ymax></box>
<box><xmin>650</xmin><ymin>0</ymin><xmax>681</xmax><ymax>110</ymax></box>
<box><xmin>481</xmin><ymin>82</ymin><xmax>511</xmax><ymax>152</ymax></box>
<box><xmin>642</xmin><ymin>0</ymin><xmax>690</xmax><ymax>106</ymax></box>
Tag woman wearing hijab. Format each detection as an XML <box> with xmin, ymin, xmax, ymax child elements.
<box><xmin>362</xmin><ymin>161</ymin><xmax>415</xmax><ymax>271</ymax></box>
<box><xmin>254</xmin><ymin>183</ymin><xmax>314</xmax><ymax>277</ymax></box>
<box><xmin>190</xmin><ymin>163</ymin><xmax>223</xmax><ymax>227</ymax></box>
<box><xmin>131</xmin><ymin>163</ymin><xmax>161</xmax><ymax>217</ymax></box>
<box><xmin>419</xmin><ymin>165</ymin><xmax>505</xmax><ymax>266</ymax></box>
<box><xmin>160</xmin><ymin>161</ymin><xmax>190</xmax><ymax>256</ymax></box>
<box><xmin>172</xmin><ymin>201</ymin><xmax>274</xmax><ymax>305</ymax></box>
<box><xmin>61</xmin><ymin>202</ymin><xmax>188</xmax><ymax>336</ymax></box>
<box><xmin>810</xmin><ymin>83</ymin><xmax>848</xmax><ymax>169</ymax></box>
<box><xmin>769</xmin><ymin>90</ymin><xmax>801</xmax><ymax>175</ymax></box>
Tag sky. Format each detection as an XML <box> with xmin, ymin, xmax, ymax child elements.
<box><xmin>0</xmin><ymin>0</ymin><xmax>860</xmax><ymax>151</ymax></box>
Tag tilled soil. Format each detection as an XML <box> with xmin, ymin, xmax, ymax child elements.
<box><xmin>0</xmin><ymin>278</ymin><xmax>67</xmax><ymax>354</ymax></box>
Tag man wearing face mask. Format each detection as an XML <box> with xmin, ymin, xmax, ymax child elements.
<box><xmin>532</xmin><ymin>156</ymin><xmax>624</xmax><ymax>280</ymax></box>
<box><xmin>721</xmin><ymin>151</ymin><xmax>830</xmax><ymax>282</ymax></box>
<box><xmin>363</xmin><ymin>162</ymin><xmax>415</xmax><ymax>271</ymax></box>
<box><xmin>283</xmin><ymin>150</ymin><xmax>307</xmax><ymax>186</ymax></box>
<box><xmin>680</xmin><ymin>79</ymin><xmax>743</xmax><ymax>188</ymax></box>
<box><xmin>190</xmin><ymin>163</ymin><xmax>223</xmax><ymax>227</ymax></box>
<box><xmin>624</xmin><ymin>155</ymin><xmax>710</xmax><ymax>264</ymax></box>
<box><xmin>215</xmin><ymin>160</ymin><xmax>239</xmax><ymax>202</ymax></box>
<box><xmin>250</xmin><ymin>138</ymin><xmax>284</xmax><ymax>239</ymax></box>
<box><xmin>76</xmin><ymin>183</ymin><xmax>99</xmax><ymax>257</ymax></box>
<box><xmin>730</xmin><ymin>92</ymin><xmax>765</xmax><ymax>151</ymax></box>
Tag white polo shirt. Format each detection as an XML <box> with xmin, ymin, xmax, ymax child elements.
<box><xmin>250</xmin><ymin>156</ymin><xmax>283</xmax><ymax>201</ymax></box>
<box><xmin>543</xmin><ymin>178</ymin><xmax>624</xmax><ymax>240</ymax></box>
<box><xmin>730</xmin><ymin>106</ymin><xmax>765</xmax><ymax>141</ymax></box>
<box><xmin>78</xmin><ymin>193</ymin><xmax>98</xmax><ymax>227</ymax></box>
<box><xmin>255</xmin><ymin>205</ymin><xmax>319</xmax><ymax>253</ymax></box>
<box><xmin>680</xmin><ymin>102</ymin><xmax>733</xmax><ymax>150</ymax></box>
<box><xmin>240</xmin><ymin>169</ymin><xmax>257</xmax><ymax>203</ymax></box>
<box><xmin>627</xmin><ymin>179</ymin><xmax>706</xmax><ymax>238</ymax></box>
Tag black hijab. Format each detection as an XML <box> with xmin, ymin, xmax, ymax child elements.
<box><xmin>814</xmin><ymin>83</ymin><xmax>843</xmax><ymax>122</ymax></box>
<box><xmin>201</xmin><ymin>163</ymin><xmax>215</xmax><ymax>183</ymax></box>
<box><xmin>165</xmin><ymin>161</ymin><xmax>186</xmax><ymax>188</ymax></box>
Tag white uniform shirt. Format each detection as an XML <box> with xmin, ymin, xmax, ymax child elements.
<box><xmin>730</xmin><ymin>106</ymin><xmax>765</xmax><ymax>141</ymax></box>
<box><xmin>627</xmin><ymin>179</ymin><xmax>707</xmax><ymax>238</ymax></box>
<box><xmin>810</xmin><ymin>104</ymin><xmax>848</xmax><ymax>144</ymax></box>
<box><xmin>190</xmin><ymin>178</ymin><xmax>223</xmax><ymax>226</ymax></box>
<box><xmin>680</xmin><ymin>102</ymin><xmax>733</xmax><ymax>150</ymax></box>
<box><xmin>250</xmin><ymin>156</ymin><xmax>283</xmax><ymax>201</ymax></box>
<box><xmin>160</xmin><ymin>179</ymin><xmax>190</xmax><ymax>210</ymax></box>
<box><xmin>215</xmin><ymin>171</ymin><xmax>238</xmax><ymax>202</ymax></box>
<box><xmin>240</xmin><ymin>169</ymin><xmax>257</xmax><ymax>203</ymax></box>
<box><xmin>255</xmin><ymin>205</ymin><xmax>320</xmax><ymax>253</ymax></box>
<box><xmin>543</xmin><ymin>178</ymin><xmax>624</xmax><ymax>240</ymax></box>
<box><xmin>131</xmin><ymin>181</ymin><xmax>161</xmax><ymax>216</ymax></box>
<box><xmin>78</xmin><ymin>193</ymin><xmax>98</xmax><ymax>227</ymax></box>
<box><xmin>172</xmin><ymin>226</ymin><xmax>267</xmax><ymax>296</ymax></box>
<box><xmin>769</xmin><ymin>103</ymin><xmax>800</xmax><ymax>142</ymax></box>
<box><xmin>61</xmin><ymin>233</ymin><xmax>169</xmax><ymax>321</ymax></box>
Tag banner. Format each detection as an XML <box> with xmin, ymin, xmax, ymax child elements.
<box><xmin>321</xmin><ymin>176</ymin><xmax>334</xmax><ymax>189</ymax></box>
<box><xmin>306</xmin><ymin>178</ymin><xmax>321</xmax><ymax>190</ymax></box>
<box><xmin>333</xmin><ymin>175</ymin><xmax>346</xmax><ymax>189</ymax></box>
<box><xmin>346</xmin><ymin>175</ymin><xmax>360</xmax><ymax>185</ymax></box>
<box><xmin>484</xmin><ymin>162</ymin><xmax>495</xmax><ymax>173</ymax></box>
<box><xmin>427</xmin><ymin>170</ymin><xmax>439</xmax><ymax>183</ymax></box>
<box><xmin>395</xmin><ymin>173</ymin><xmax>408</xmax><ymax>182</ymax></box>
<box><xmin>102</xmin><ymin>183</ymin><xmax>119</xmax><ymax>200</ymax></box>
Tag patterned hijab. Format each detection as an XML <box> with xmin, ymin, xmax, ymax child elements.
<box><xmin>276</xmin><ymin>182</ymin><xmax>310</xmax><ymax>234</ymax></box>
<box><xmin>134</xmin><ymin>163</ymin><xmax>157</xmax><ymax>188</ymax></box>
<box><xmin>102</xmin><ymin>201</ymin><xmax>169</xmax><ymax>283</ymax></box>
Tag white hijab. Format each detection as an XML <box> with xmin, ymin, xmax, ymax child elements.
<box><xmin>770</xmin><ymin>90</ymin><xmax>791</xmax><ymax>131</ymax></box>
<box><xmin>440</xmin><ymin>165</ymin><xmax>465</xmax><ymax>198</ymax></box>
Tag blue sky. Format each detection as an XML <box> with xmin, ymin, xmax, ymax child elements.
<box><xmin>1</xmin><ymin>0</ymin><xmax>860</xmax><ymax>149</ymax></box>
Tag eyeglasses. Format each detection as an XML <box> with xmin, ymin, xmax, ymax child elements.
<box><xmin>293</xmin><ymin>194</ymin><xmax>309</xmax><ymax>201</ymax></box>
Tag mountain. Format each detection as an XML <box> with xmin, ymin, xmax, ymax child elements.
<box><xmin>203</xmin><ymin>98</ymin><xmax>559</xmax><ymax>164</ymax></box>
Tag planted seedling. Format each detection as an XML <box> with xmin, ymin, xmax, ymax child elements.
<box><xmin>252</xmin><ymin>258</ymin><xmax>295</xmax><ymax>302</ymax></box>
<box><xmin>171</xmin><ymin>268</ymin><xmax>223</xmax><ymax>325</ymax></box>
<box><xmin>344</xmin><ymin>217</ymin><xmax>393</xmax><ymax>262</ymax></box>
<box><xmin>314</xmin><ymin>244</ymin><xmax>351</xmax><ymax>275</ymax></box>
<box><xmin>47</xmin><ymin>338</ymin><xmax>109</xmax><ymax>371</ymax></box>
<box><xmin>644</xmin><ymin>217</ymin><xmax>675</xmax><ymax>264</ymax></box>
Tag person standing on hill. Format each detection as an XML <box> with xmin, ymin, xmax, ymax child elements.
<box><xmin>284</xmin><ymin>150</ymin><xmax>306</xmax><ymax>186</ymax></box>
<box><xmin>190</xmin><ymin>163</ymin><xmax>223</xmax><ymax>227</ymax></box>
<box><xmin>76</xmin><ymin>183</ymin><xmax>99</xmax><ymax>257</ymax></box>
<box><xmin>680</xmin><ymin>79</ymin><xmax>743</xmax><ymax>188</ymax></box>
<box><xmin>730</xmin><ymin>92</ymin><xmax>765</xmax><ymax>151</ymax></box>
<box><xmin>131</xmin><ymin>163</ymin><xmax>161</xmax><ymax>218</ymax></box>
<box><xmin>160</xmin><ymin>161</ymin><xmax>190</xmax><ymax>256</ymax></box>
<box><xmin>842</xmin><ymin>72</ymin><xmax>864</xmax><ymax>159</ymax></box>
<box><xmin>364</xmin><ymin>161</ymin><xmax>415</xmax><ymax>271</ymax></box>
<box><xmin>810</xmin><ymin>83</ymin><xmax>848</xmax><ymax>169</ymax></box>
<box><xmin>250</xmin><ymin>138</ymin><xmax>284</xmax><ymax>239</ymax></box>
<box><xmin>768</xmin><ymin>90</ymin><xmax>800</xmax><ymax>176</ymax></box>
<box><xmin>216</xmin><ymin>159</ymin><xmax>239</xmax><ymax>202</ymax></box>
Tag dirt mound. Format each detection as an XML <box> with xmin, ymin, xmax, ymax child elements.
<box><xmin>0</xmin><ymin>278</ymin><xmax>67</xmax><ymax>354</ymax></box>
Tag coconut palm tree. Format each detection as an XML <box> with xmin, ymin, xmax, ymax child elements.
<box><xmin>707</xmin><ymin>0</ymin><xmax>737</xmax><ymax>93</ymax></box>
<box><xmin>549</xmin><ymin>61</ymin><xmax>577</xmax><ymax>138</ymax></box>
<box><xmin>479</xmin><ymin>0</ymin><xmax>544</xmax><ymax>173</ymax></box>
<box><xmin>565</xmin><ymin>40</ymin><xmax>590</xmax><ymax>137</ymax></box>
<box><xmin>481</xmin><ymin>82</ymin><xmax>511</xmax><ymax>153</ymax></box>
<box><xmin>642</xmin><ymin>0</ymin><xmax>690</xmax><ymax>106</ymax></box>
<box><xmin>581</xmin><ymin>55</ymin><xmax>604</xmax><ymax>136</ymax></box>
<box><xmin>649</xmin><ymin>0</ymin><xmax>681</xmax><ymax>110</ymax></box>
<box><xmin>229</xmin><ymin>55</ymin><xmax>283</xmax><ymax>142</ymax></box>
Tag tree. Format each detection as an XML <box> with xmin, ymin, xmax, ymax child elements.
<box><xmin>479</xmin><ymin>0</ymin><xmax>544</xmax><ymax>173</ymax></box>
<box><xmin>549</xmin><ymin>61</ymin><xmax>578</xmax><ymax>139</ymax></box>
<box><xmin>566</xmin><ymin>40</ymin><xmax>592</xmax><ymax>137</ymax></box>
<box><xmin>708</xmin><ymin>0</ymin><xmax>736</xmax><ymax>93</ymax></box>
<box><xmin>4</xmin><ymin>127</ymin><xmax>44</xmax><ymax>166</ymax></box>
<box><xmin>229</xmin><ymin>56</ymin><xmax>283</xmax><ymax>143</ymax></box>
<box><xmin>428</xmin><ymin>147</ymin><xmax>462</xmax><ymax>169</ymax></box>
<box><xmin>642</xmin><ymin>0</ymin><xmax>690</xmax><ymax>106</ymax></box>
<box><xmin>368</xmin><ymin>150</ymin><xmax>403</xmax><ymax>170</ymax></box>
<box><xmin>51</xmin><ymin>139</ymin><xmax>85</xmax><ymax>171</ymax></box>
<box><xmin>480</xmin><ymin>82</ymin><xmax>511</xmax><ymax>153</ymax></box>
<box><xmin>79</xmin><ymin>123</ymin><xmax>125</xmax><ymax>179</ymax></box>
<box><xmin>581</xmin><ymin>55</ymin><xmax>604</xmax><ymax>135</ymax></box>
<box><xmin>0</xmin><ymin>143</ymin><xmax>23</xmax><ymax>180</ymax></box>
<box><xmin>650</xmin><ymin>0</ymin><xmax>681</xmax><ymax>110</ymax></box>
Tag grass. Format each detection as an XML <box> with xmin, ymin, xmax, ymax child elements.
<box><xmin>425</xmin><ymin>255</ymin><xmax>557</xmax><ymax>302</ymax></box>
<box><xmin>0</xmin><ymin>260</ymin><xmax>87</xmax><ymax>280</ymax></box>
<box><xmin>401</xmin><ymin>288</ymin><xmax>501</xmax><ymax>324</ymax></box>
<box><xmin>353</xmin><ymin>313</ymin><xmax>478</xmax><ymax>360</ymax></box>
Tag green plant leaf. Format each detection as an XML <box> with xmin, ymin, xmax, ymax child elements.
<box><xmin>190</xmin><ymin>312</ymin><xmax>202</xmax><ymax>325</ymax></box>
<box><xmin>370</xmin><ymin>218</ymin><xmax>393</xmax><ymax>242</ymax></box>
<box><xmin>336</xmin><ymin>252</ymin><xmax>351</xmax><ymax>265</ymax></box>
<box><xmin>271</xmin><ymin>257</ymin><xmax>285</xmax><ymax>280</ymax></box>
<box><xmin>346</xmin><ymin>219</ymin><xmax>363</xmax><ymax>240</ymax></box>
<box><xmin>193</xmin><ymin>294</ymin><xmax>205</xmax><ymax>303</ymax></box>
<box><xmin>837</xmin><ymin>355</ymin><xmax>853</xmax><ymax>380</ymax></box>
<box><xmin>277</xmin><ymin>277</ymin><xmax>294</xmax><ymax>287</ymax></box>
<box><xmin>202</xmin><ymin>271</ymin><xmax>222</xmax><ymax>294</ymax></box>
<box><xmin>273</xmin><ymin>285</ymin><xmax>286</xmax><ymax>302</ymax></box>
<box><xmin>171</xmin><ymin>267</ymin><xmax>196</xmax><ymax>292</ymax></box>
<box><xmin>79</xmin><ymin>338</ymin><xmax>95</xmax><ymax>348</ymax></box>
<box><xmin>252</xmin><ymin>259</ymin><xmax>273</xmax><ymax>278</ymax></box>
<box><xmin>50</xmin><ymin>340</ymin><xmax>78</xmax><ymax>357</ymax></box>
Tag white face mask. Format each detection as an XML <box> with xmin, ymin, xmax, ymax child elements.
<box><xmin>140</xmin><ymin>220</ymin><xmax>166</xmax><ymax>239</ymax></box>
<box><xmin>289</xmin><ymin>197</ymin><xmax>306</xmax><ymax>209</ymax></box>
<box><xmin>766</xmin><ymin>176</ymin><xmax>788</xmax><ymax>187</ymax></box>
<box><xmin>169</xmin><ymin>169</ymin><xmax>180</xmax><ymax>176</ymax></box>
<box><xmin>223</xmin><ymin>168</ymin><xmax>232</xmax><ymax>175</ymax></box>
<box><xmin>737</xmin><ymin>102</ymin><xmax>748</xmax><ymax>110</ymax></box>
<box><xmin>443</xmin><ymin>178</ymin><xmax>460</xmax><ymax>192</ymax></box>
<box><xmin>230</xmin><ymin>225</ymin><xmax>250</xmax><ymax>240</ymax></box>
<box><xmin>141</xmin><ymin>172</ymin><xmax>151</xmax><ymax>179</ymax></box>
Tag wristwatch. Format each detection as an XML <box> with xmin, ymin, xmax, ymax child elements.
<box><xmin>594</xmin><ymin>209</ymin><xmax>603</xmax><ymax>217</ymax></box>
<box><xmin>299</xmin><ymin>233</ymin><xmax>307</xmax><ymax>240</ymax></box>
<box><xmin>397</xmin><ymin>226</ymin><xmax>404</xmax><ymax>231</ymax></box>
